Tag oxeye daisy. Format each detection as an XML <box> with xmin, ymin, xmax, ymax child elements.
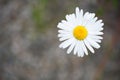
<box><xmin>57</xmin><ymin>7</ymin><xmax>104</xmax><ymax>57</ymax></box>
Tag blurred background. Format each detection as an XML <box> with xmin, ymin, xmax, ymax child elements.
<box><xmin>0</xmin><ymin>0</ymin><xmax>120</xmax><ymax>80</ymax></box>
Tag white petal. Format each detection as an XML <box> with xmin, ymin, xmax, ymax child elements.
<box><xmin>76</xmin><ymin>9</ymin><xmax>84</xmax><ymax>25</ymax></box>
<box><xmin>85</xmin><ymin>12</ymin><xmax>95</xmax><ymax>21</ymax></box>
<box><xmin>66</xmin><ymin>14</ymin><xmax>78</xmax><ymax>28</ymax></box>
<box><xmin>81</xmin><ymin>41</ymin><xmax>88</xmax><ymax>55</ymax></box>
<box><xmin>66</xmin><ymin>14</ymin><xmax>75</xmax><ymax>23</ymax></box>
<box><xmin>75</xmin><ymin>7</ymin><xmax>80</xmax><ymax>17</ymax></box>
<box><xmin>84</xmin><ymin>39</ymin><xmax>95</xmax><ymax>53</ymax></box>
<box><xmin>84</xmin><ymin>12</ymin><xmax>89</xmax><ymax>19</ymax></box>
<box><xmin>87</xmin><ymin>35</ymin><xmax>103</xmax><ymax>43</ymax></box>
<box><xmin>77</xmin><ymin>42</ymin><xmax>84</xmax><ymax>57</ymax></box>
<box><xmin>59</xmin><ymin>38</ymin><xmax>74</xmax><ymax>49</ymax></box>
<box><xmin>89</xmin><ymin>31</ymin><xmax>104</xmax><ymax>35</ymax></box>
<box><xmin>97</xmin><ymin>19</ymin><xmax>103</xmax><ymax>23</ymax></box>
<box><xmin>82</xmin><ymin>13</ymin><xmax>96</xmax><ymax>26</ymax></box>
<box><xmin>86</xmin><ymin>19</ymin><xmax>104</xmax><ymax>32</ymax></box>
<box><xmin>58</xmin><ymin>33</ymin><xmax>72</xmax><ymax>37</ymax></box>
<box><xmin>80</xmin><ymin>9</ymin><xmax>83</xmax><ymax>16</ymax></box>
<box><xmin>94</xmin><ymin>20</ymin><xmax>104</xmax><ymax>28</ymax></box>
<box><xmin>77</xmin><ymin>44</ymin><xmax>84</xmax><ymax>57</ymax></box>
<box><xmin>82</xmin><ymin>12</ymin><xmax>90</xmax><ymax>25</ymax></box>
<box><xmin>69</xmin><ymin>14</ymin><xmax>76</xmax><ymax>22</ymax></box>
<box><xmin>90</xmin><ymin>13</ymin><xmax>95</xmax><ymax>19</ymax></box>
<box><xmin>57</xmin><ymin>22</ymin><xmax>68</xmax><ymax>30</ymax></box>
<box><xmin>86</xmin><ymin>24</ymin><xmax>103</xmax><ymax>32</ymax></box>
<box><xmin>93</xmin><ymin>39</ymin><xmax>101</xmax><ymax>43</ymax></box>
<box><xmin>59</xmin><ymin>35</ymin><xmax>72</xmax><ymax>41</ymax></box>
<box><xmin>87</xmin><ymin>37</ymin><xmax>100</xmax><ymax>49</ymax></box>
<box><xmin>57</xmin><ymin>21</ymin><xmax>73</xmax><ymax>31</ymax></box>
<box><xmin>93</xmin><ymin>17</ymin><xmax>98</xmax><ymax>22</ymax></box>
<box><xmin>87</xmin><ymin>35</ymin><xmax>102</xmax><ymax>43</ymax></box>
<box><xmin>75</xmin><ymin>7</ymin><xmax>83</xmax><ymax>25</ymax></box>
<box><xmin>67</xmin><ymin>38</ymin><xmax>77</xmax><ymax>54</ymax></box>
<box><xmin>74</xmin><ymin>40</ymin><xmax>79</xmax><ymax>55</ymax></box>
<box><xmin>65</xmin><ymin>15</ymin><xmax>71</xmax><ymax>21</ymax></box>
<box><xmin>89</xmin><ymin>35</ymin><xmax>103</xmax><ymax>40</ymax></box>
<box><xmin>58</xmin><ymin>30</ymin><xmax>71</xmax><ymax>34</ymax></box>
<box><xmin>85</xmin><ymin>16</ymin><xmax>97</xmax><ymax>26</ymax></box>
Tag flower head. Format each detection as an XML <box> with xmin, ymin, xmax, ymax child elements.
<box><xmin>57</xmin><ymin>7</ymin><xmax>104</xmax><ymax>57</ymax></box>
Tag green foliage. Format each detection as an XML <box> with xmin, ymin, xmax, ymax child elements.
<box><xmin>32</xmin><ymin>0</ymin><xmax>48</xmax><ymax>32</ymax></box>
<box><xmin>105</xmin><ymin>0</ymin><xmax>119</xmax><ymax>8</ymax></box>
<box><xmin>32</xmin><ymin>6</ymin><xmax>43</xmax><ymax>28</ymax></box>
<box><xmin>111</xmin><ymin>0</ymin><xmax>119</xmax><ymax>8</ymax></box>
<box><xmin>96</xmin><ymin>7</ymin><xmax>104</xmax><ymax>16</ymax></box>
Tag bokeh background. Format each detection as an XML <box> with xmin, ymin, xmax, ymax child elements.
<box><xmin>0</xmin><ymin>0</ymin><xmax>120</xmax><ymax>80</ymax></box>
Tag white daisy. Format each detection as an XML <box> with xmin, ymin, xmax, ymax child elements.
<box><xmin>57</xmin><ymin>7</ymin><xmax>104</xmax><ymax>57</ymax></box>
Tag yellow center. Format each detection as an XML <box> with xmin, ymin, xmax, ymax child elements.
<box><xmin>73</xmin><ymin>25</ymin><xmax>88</xmax><ymax>40</ymax></box>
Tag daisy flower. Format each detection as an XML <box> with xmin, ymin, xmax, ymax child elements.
<box><xmin>57</xmin><ymin>7</ymin><xmax>104</xmax><ymax>57</ymax></box>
